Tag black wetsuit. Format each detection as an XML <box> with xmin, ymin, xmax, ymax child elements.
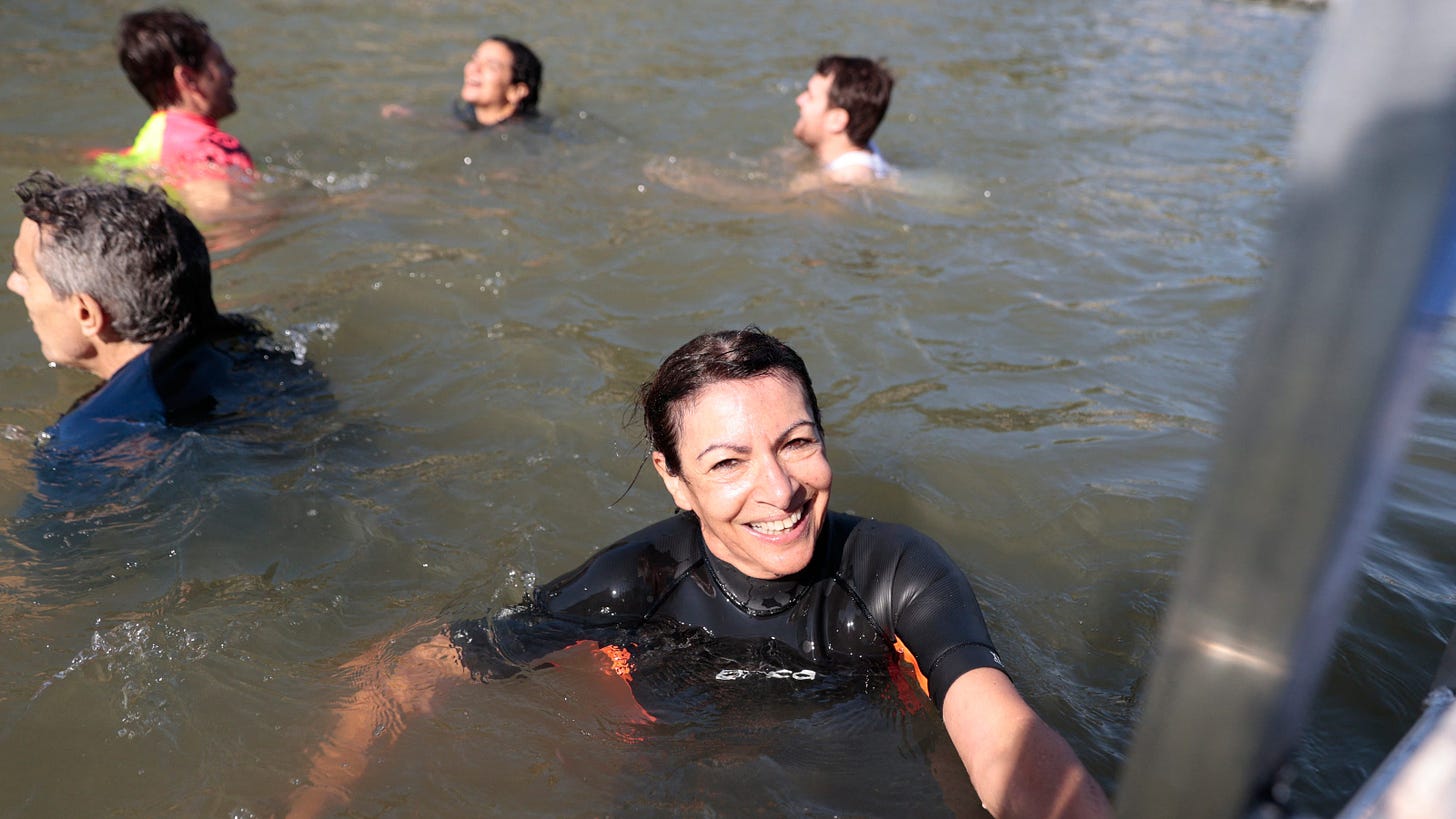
<box><xmin>451</xmin><ymin>98</ymin><xmax>547</xmax><ymax>132</ymax></box>
<box><xmin>449</xmin><ymin>510</ymin><xmax>1006</xmax><ymax>712</ymax></box>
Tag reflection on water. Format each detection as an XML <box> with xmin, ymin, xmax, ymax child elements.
<box><xmin>0</xmin><ymin>0</ymin><xmax>1450</xmax><ymax>816</ymax></box>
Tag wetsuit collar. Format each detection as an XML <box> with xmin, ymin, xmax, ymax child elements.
<box><xmin>453</xmin><ymin>97</ymin><xmax>488</xmax><ymax>130</ymax></box>
<box><xmin>698</xmin><ymin>529</ymin><xmax>819</xmax><ymax>617</ymax></box>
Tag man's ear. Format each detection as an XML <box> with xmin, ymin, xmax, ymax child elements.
<box><xmin>825</xmin><ymin>107</ymin><xmax>850</xmax><ymax>136</ymax></box>
<box><xmin>172</xmin><ymin>64</ymin><xmax>203</xmax><ymax>109</ymax></box>
<box><xmin>651</xmin><ymin>451</ymin><xmax>694</xmax><ymax>512</ymax></box>
<box><xmin>73</xmin><ymin>292</ymin><xmax>109</xmax><ymax>339</ymax></box>
<box><xmin>174</xmin><ymin>63</ymin><xmax>196</xmax><ymax>93</ymax></box>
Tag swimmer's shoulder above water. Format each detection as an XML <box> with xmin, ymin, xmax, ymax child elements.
<box><xmin>646</xmin><ymin>54</ymin><xmax>900</xmax><ymax>202</ymax></box>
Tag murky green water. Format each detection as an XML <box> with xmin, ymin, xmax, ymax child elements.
<box><xmin>2</xmin><ymin>1</ymin><xmax>1451</xmax><ymax>816</ymax></box>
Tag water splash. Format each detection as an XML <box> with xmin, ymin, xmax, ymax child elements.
<box><xmin>264</xmin><ymin>320</ymin><xmax>340</xmax><ymax>365</ymax></box>
<box><xmin>36</xmin><ymin>620</ymin><xmax>210</xmax><ymax>739</ymax></box>
<box><xmin>308</xmin><ymin>170</ymin><xmax>377</xmax><ymax>194</ymax></box>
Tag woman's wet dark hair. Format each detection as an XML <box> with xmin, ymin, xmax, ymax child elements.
<box><xmin>639</xmin><ymin>327</ymin><xmax>822</xmax><ymax>476</ymax></box>
<box><xmin>489</xmin><ymin>35</ymin><xmax>543</xmax><ymax>116</ymax></box>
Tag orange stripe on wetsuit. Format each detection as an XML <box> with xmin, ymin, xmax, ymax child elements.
<box><xmin>892</xmin><ymin>636</ymin><xmax>933</xmax><ymax>714</ymax></box>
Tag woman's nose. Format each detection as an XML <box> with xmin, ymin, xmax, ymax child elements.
<box><xmin>756</xmin><ymin>456</ymin><xmax>799</xmax><ymax>507</ymax></box>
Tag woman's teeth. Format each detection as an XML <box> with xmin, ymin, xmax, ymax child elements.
<box><xmin>750</xmin><ymin>508</ymin><xmax>803</xmax><ymax>534</ymax></box>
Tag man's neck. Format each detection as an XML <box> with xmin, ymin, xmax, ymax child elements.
<box><xmin>815</xmin><ymin>137</ymin><xmax>866</xmax><ymax>167</ymax></box>
<box><xmin>88</xmin><ymin>340</ymin><xmax>153</xmax><ymax>381</ymax></box>
<box><xmin>163</xmin><ymin>104</ymin><xmax>215</xmax><ymax>124</ymax></box>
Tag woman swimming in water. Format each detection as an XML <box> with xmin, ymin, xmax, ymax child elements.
<box><xmin>382</xmin><ymin>35</ymin><xmax>543</xmax><ymax>129</ymax></box>
<box><xmin>454</xmin><ymin>36</ymin><xmax>542</xmax><ymax>128</ymax></box>
<box><xmin>287</xmin><ymin>328</ymin><xmax>1111</xmax><ymax>819</ymax></box>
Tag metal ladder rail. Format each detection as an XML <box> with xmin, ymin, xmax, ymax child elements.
<box><xmin>1337</xmin><ymin>625</ymin><xmax>1456</xmax><ymax>819</ymax></box>
<box><xmin>1114</xmin><ymin>1</ymin><xmax>1456</xmax><ymax>816</ymax></box>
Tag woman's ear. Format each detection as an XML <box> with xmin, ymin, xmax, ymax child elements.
<box><xmin>506</xmin><ymin>82</ymin><xmax>529</xmax><ymax>106</ymax></box>
<box><xmin>651</xmin><ymin>451</ymin><xmax>694</xmax><ymax>512</ymax></box>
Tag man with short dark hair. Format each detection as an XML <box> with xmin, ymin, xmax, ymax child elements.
<box><xmin>792</xmin><ymin>55</ymin><xmax>897</xmax><ymax>186</ymax></box>
<box><xmin>95</xmin><ymin>8</ymin><xmax>252</xmax><ymax>213</ymax></box>
<box><xmin>7</xmin><ymin>171</ymin><xmax>304</xmax><ymax>453</ymax></box>
<box><xmin>644</xmin><ymin>54</ymin><xmax>898</xmax><ymax>199</ymax></box>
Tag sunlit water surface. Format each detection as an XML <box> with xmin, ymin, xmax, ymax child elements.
<box><xmin>2</xmin><ymin>1</ymin><xmax>1452</xmax><ymax>816</ymax></box>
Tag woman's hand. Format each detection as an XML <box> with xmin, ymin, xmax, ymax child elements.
<box><xmin>941</xmin><ymin>668</ymin><xmax>1112</xmax><ymax>819</ymax></box>
<box><xmin>286</xmin><ymin>632</ymin><xmax>467</xmax><ymax>818</ymax></box>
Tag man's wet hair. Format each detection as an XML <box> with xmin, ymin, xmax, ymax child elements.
<box><xmin>118</xmin><ymin>8</ymin><xmax>216</xmax><ymax>110</ymax></box>
<box><xmin>489</xmin><ymin>35</ymin><xmax>544</xmax><ymax>116</ymax></box>
<box><xmin>15</xmin><ymin>170</ymin><xmax>219</xmax><ymax>343</ymax></box>
<box><xmin>815</xmin><ymin>55</ymin><xmax>894</xmax><ymax>148</ymax></box>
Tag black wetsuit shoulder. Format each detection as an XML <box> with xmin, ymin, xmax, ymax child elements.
<box><xmin>451</xmin><ymin>97</ymin><xmax>549</xmax><ymax>133</ymax></box>
<box><xmin>531</xmin><ymin>513</ymin><xmax>707</xmax><ymax>625</ymax></box>
<box><xmin>450</xmin><ymin>511</ymin><xmax>1004</xmax><ymax>708</ymax></box>
<box><xmin>449</xmin><ymin>515</ymin><xmax>703</xmax><ymax>676</ymax></box>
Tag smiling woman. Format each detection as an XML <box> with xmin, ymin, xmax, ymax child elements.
<box><xmin>650</xmin><ymin>374</ymin><xmax>832</xmax><ymax>579</ymax></box>
<box><xmin>288</xmin><ymin>328</ymin><xmax>1112</xmax><ymax>819</ymax></box>
<box><xmin>641</xmin><ymin>330</ymin><xmax>832</xmax><ymax>579</ymax></box>
<box><xmin>454</xmin><ymin>36</ymin><xmax>543</xmax><ymax>129</ymax></box>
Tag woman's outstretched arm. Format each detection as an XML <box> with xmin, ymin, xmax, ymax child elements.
<box><xmin>941</xmin><ymin>668</ymin><xmax>1113</xmax><ymax>819</ymax></box>
<box><xmin>286</xmin><ymin>632</ymin><xmax>468</xmax><ymax>819</ymax></box>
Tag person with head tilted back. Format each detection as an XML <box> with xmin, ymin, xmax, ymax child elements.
<box><xmin>453</xmin><ymin>36</ymin><xmax>543</xmax><ymax>129</ymax></box>
<box><xmin>381</xmin><ymin>35</ymin><xmax>545</xmax><ymax>132</ymax></box>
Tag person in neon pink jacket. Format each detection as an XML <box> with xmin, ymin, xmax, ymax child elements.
<box><xmin>95</xmin><ymin>9</ymin><xmax>252</xmax><ymax>209</ymax></box>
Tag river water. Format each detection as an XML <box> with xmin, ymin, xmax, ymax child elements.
<box><xmin>2</xmin><ymin>0</ymin><xmax>1452</xmax><ymax>816</ymax></box>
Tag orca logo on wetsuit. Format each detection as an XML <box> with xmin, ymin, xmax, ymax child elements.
<box><xmin>714</xmin><ymin>668</ymin><xmax>817</xmax><ymax>681</ymax></box>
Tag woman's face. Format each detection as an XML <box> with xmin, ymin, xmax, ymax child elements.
<box><xmin>460</xmin><ymin>39</ymin><xmax>518</xmax><ymax>109</ymax></box>
<box><xmin>652</xmin><ymin>375</ymin><xmax>832</xmax><ymax>579</ymax></box>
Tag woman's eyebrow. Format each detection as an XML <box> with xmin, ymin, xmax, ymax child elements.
<box><xmin>775</xmin><ymin>420</ymin><xmax>817</xmax><ymax>442</ymax></box>
<box><xmin>693</xmin><ymin>420</ymin><xmax>816</xmax><ymax>461</ymax></box>
<box><xmin>694</xmin><ymin>441</ymin><xmax>749</xmax><ymax>461</ymax></box>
